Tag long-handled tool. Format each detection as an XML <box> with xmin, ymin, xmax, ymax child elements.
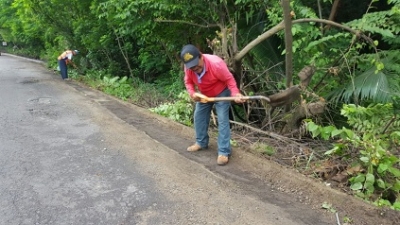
<box><xmin>193</xmin><ymin>93</ymin><xmax>270</xmax><ymax>103</ymax></box>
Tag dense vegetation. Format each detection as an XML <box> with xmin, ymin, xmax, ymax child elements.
<box><xmin>1</xmin><ymin>0</ymin><xmax>399</xmax><ymax>213</ymax></box>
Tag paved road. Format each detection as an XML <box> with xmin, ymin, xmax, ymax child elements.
<box><xmin>0</xmin><ymin>54</ymin><xmax>334</xmax><ymax>225</ymax></box>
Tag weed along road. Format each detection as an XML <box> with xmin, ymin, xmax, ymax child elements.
<box><xmin>0</xmin><ymin>54</ymin><xmax>337</xmax><ymax>225</ymax></box>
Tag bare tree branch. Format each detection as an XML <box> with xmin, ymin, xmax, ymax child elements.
<box><xmin>326</xmin><ymin>0</ymin><xmax>341</xmax><ymax>30</ymax></box>
<box><xmin>234</xmin><ymin>21</ymin><xmax>285</xmax><ymax>62</ymax></box>
<box><xmin>293</xmin><ymin>18</ymin><xmax>377</xmax><ymax>52</ymax></box>
<box><xmin>234</xmin><ymin>18</ymin><xmax>377</xmax><ymax>62</ymax></box>
<box><xmin>230</xmin><ymin>120</ymin><xmax>304</xmax><ymax>146</ymax></box>
<box><xmin>317</xmin><ymin>0</ymin><xmax>324</xmax><ymax>34</ymax></box>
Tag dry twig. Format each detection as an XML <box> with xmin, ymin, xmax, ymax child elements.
<box><xmin>230</xmin><ymin>120</ymin><xmax>304</xmax><ymax>146</ymax></box>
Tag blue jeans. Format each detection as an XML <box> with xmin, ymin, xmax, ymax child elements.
<box><xmin>58</xmin><ymin>60</ymin><xmax>68</xmax><ymax>79</ymax></box>
<box><xmin>194</xmin><ymin>88</ymin><xmax>231</xmax><ymax>156</ymax></box>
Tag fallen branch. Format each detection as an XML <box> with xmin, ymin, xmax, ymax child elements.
<box><xmin>230</xmin><ymin>120</ymin><xmax>303</xmax><ymax>146</ymax></box>
<box><xmin>336</xmin><ymin>212</ymin><xmax>341</xmax><ymax>225</ymax></box>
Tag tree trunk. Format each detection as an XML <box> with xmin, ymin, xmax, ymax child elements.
<box><xmin>282</xmin><ymin>0</ymin><xmax>293</xmax><ymax>88</ymax></box>
<box><xmin>326</xmin><ymin>0</ymin><xmax>341</xmax><ymax>30</ymax></box>
<box><xmin>282</xmin><ymin>0</ymin><xmax>293</xmax><ymax>112</ymax></box>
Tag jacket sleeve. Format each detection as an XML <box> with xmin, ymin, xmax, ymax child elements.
<box><xmin>184</xmin><ymin>70</ymin><xmax>196</xmax><ymax>96</ymax></box>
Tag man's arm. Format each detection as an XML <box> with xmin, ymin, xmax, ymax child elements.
<box><xmin>184</xmin><ymin>71</ymin><xmax>196</xmax><ymax>96</ymax></box>
<box><xmin>184</xmin><ymin>71</ymin><xmax>202</xmax><ymax>101</ymax></box>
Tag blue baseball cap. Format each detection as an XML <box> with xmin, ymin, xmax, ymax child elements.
<box><xmin>180</xmin><ymin>44</ymin><xmax>200</xmax><ymax>68</ymax></box>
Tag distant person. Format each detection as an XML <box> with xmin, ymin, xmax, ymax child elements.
<box><xmin>57</xmin><ymin>50</ymin><xmax>79</xmax><ymax>80</ymax></box>
<box><xmin>180</xmin><ymin>44</ymin><xmax>245</xmax><ymax>166</ymax></box>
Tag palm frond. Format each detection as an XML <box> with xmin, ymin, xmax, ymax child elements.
<box><xmin>329</xmin><ymin>67</ymin><xmax>391</xmax><ymax>104</ymax></box>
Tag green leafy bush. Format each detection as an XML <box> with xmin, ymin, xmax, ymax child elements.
<box><xmin>307</xmin><ymin>103</ymin><xmax>400</xmax><ymax>210</ymax></box>
<box><xmin>149</xmin><ymin>91</ymin><xmax>193</xmax><ymax>126</ymax></box>
<box><xmin>101</xmin><ymin>76</ymin><xmax>133</xmax><ymax>100</ymax></box>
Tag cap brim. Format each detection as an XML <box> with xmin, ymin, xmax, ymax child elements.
<box><xmin>184</xmin><ymin>57</ymin><xmax>199</xmax><ymax>69</ymax></box>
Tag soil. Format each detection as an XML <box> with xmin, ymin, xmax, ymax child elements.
<box><xmin>68</xmin><ymin>81</ymin><xmax>400</xmax><ymax>225</ymax></box>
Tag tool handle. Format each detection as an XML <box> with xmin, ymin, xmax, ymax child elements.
<box><xmin>193</xmin><ymin>93</ymin><xmax>270</xmax><ymax>103</ymax></box>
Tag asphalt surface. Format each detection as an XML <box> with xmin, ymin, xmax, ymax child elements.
<box><xmin>0</xmin><ymin>53</ymin><xmax>338</xmax><ymax>225</ymax></box>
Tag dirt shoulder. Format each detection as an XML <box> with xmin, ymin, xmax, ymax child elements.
<box><xmin>66</xmin><ymin>80</ymin><xmax>400</xmax><ymax>225</ymax></box>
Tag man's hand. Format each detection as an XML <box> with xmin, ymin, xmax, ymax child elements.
<box><xmin>191</xmin><ymin>93</ymin><xmax>202</xmax><ymax>102</ymax></box>
<box><xmin>192</xmin><ymin>93</ymin><xmax>210</xmax><ymax>103</ymax></box>
<box><xmin>234</xmin><ymin>93</ymin><xmax>246</xmax><ymax>103</ymax></box>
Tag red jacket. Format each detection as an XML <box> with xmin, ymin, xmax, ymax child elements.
<box><xmin>184</xmin><ymin>54</ymin><xmax>240</xmax><ymax>97</ymax></box>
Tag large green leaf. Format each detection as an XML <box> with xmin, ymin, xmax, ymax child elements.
<box><xmin>330</xmin><ymin>67</ymin><xmax>391</xmax><ymax>104</ymax></box>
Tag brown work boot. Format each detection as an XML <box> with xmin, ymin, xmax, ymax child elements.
<box><xmin>217</xmin><ymin>155</ymin><xmax>229</xmax><ymax>166</ymax></box>
<box><xmin>187</xmin><ymin>143</ymin><xmax>203</xmax><ymax>152</ymax></box>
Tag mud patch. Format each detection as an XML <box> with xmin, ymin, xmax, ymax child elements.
<box><xmin>19</xmin><ymin>77</ymin><xmax>39</xmax><ymax>84</ymax></box>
